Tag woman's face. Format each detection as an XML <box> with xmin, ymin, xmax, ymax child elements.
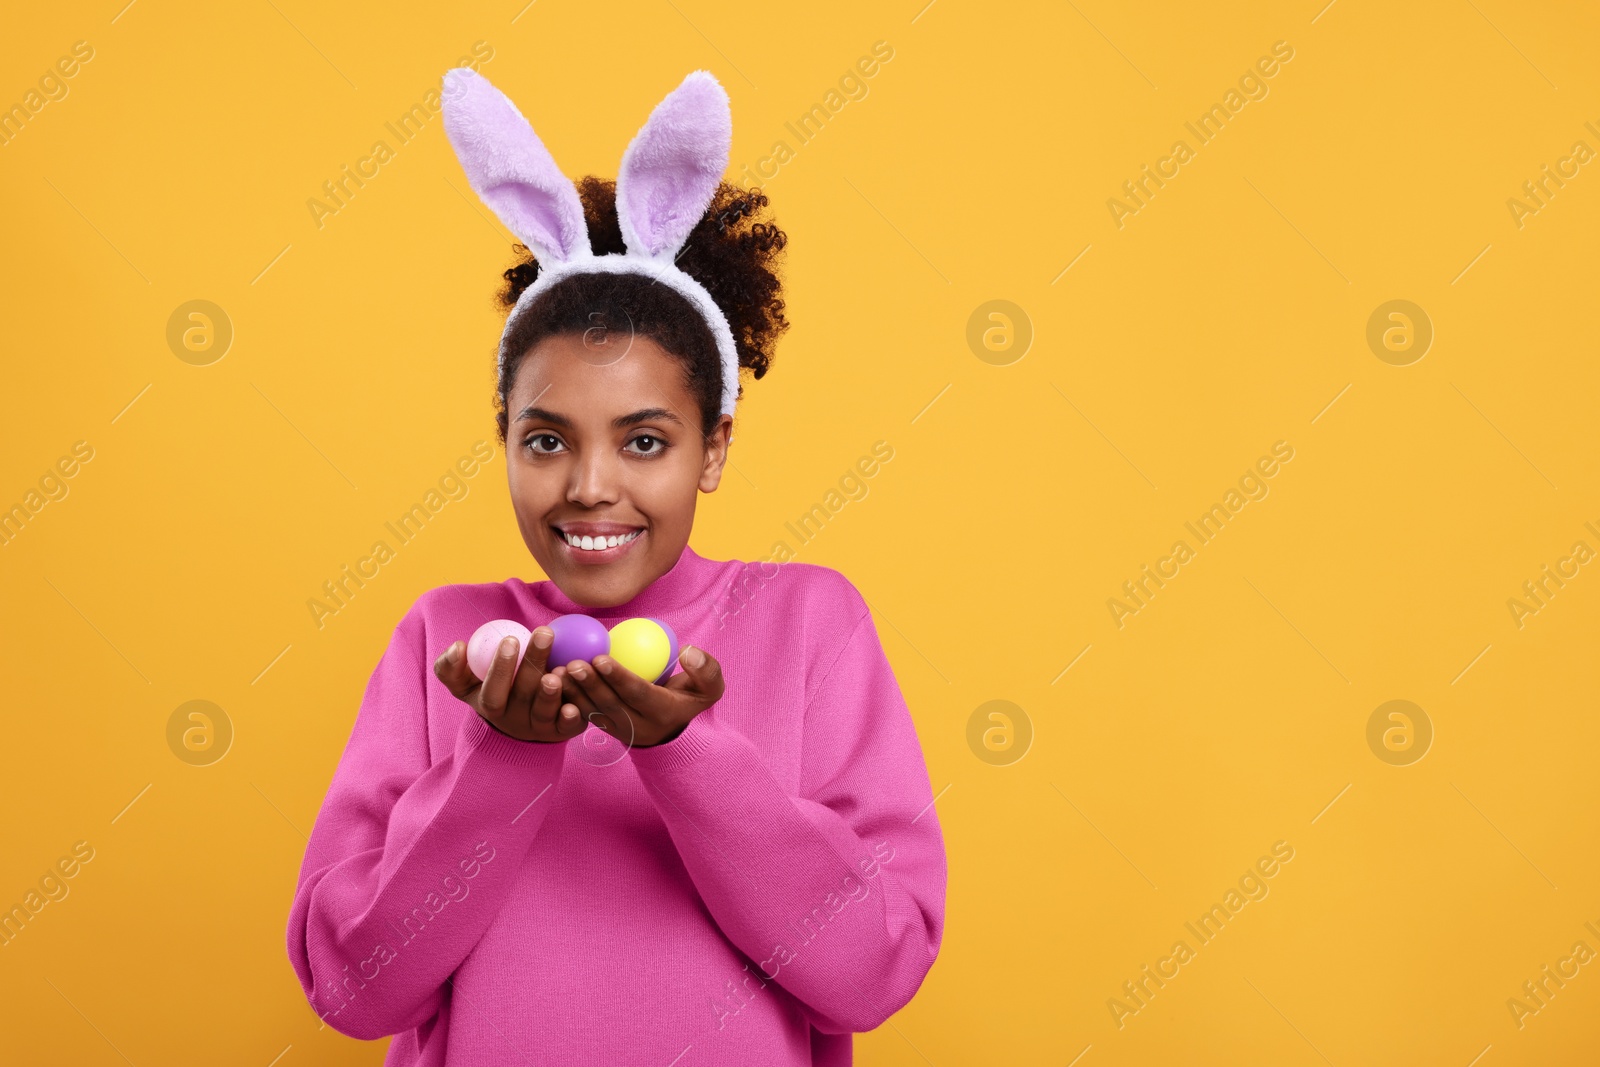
<box><xmin>505</xmin><ymin>330</ymin><xmax>732</xmax><ymax>608</ymax></box>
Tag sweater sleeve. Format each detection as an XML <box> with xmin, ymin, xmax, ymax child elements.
<box><xmin>285</xmin><ymin>598</ymin><xmax>570</xmax><ymax>1040</ymax></box>
<box><xmin>627</xmin><ymin>599</ymin><xmax>947</xmax><ymax>1034</ymax></box>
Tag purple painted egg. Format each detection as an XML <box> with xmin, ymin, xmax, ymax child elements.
<box><xmin>548</xmin><ymin>613</ymin><xmax>610</xmax><ymax>669</ymax></box>
<box><xmin>646</xmin><ymin>617</ymin><xmax>680</xmax><ymax>684</ymax></box>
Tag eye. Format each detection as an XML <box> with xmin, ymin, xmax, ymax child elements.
<box><xmin>626</xmin><ymin>433</ymin><xmax>669</xmax><ymax>457</ymax></box>
<box><xmin>524</xmin><ymin>433</ymin><xmax>565</xmax><ymax>456</ymax></box>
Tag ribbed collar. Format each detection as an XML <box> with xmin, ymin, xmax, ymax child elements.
<box><xmin>523</xmin><ymin>542</ymin><xmax>724</xmax><ymax>619</ymax></box>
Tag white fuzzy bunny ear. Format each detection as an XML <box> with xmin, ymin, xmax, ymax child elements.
<box><xmin>615</xmin><ymin>71</ymin><xmax>732</xmax><ymax>261</ymax></box>
<box><xmin>440</xmin><ymin>68</ymin><xmax>591</xmax><ymax>264</ymax></box>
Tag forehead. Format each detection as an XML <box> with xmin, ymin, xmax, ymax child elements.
<box><xmin>508</xmin><ymin>332</ymin><xmax>697</xmax><ymax>423</ymax></box>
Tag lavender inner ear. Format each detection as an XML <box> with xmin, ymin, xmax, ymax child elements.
<box><xmin>616</xmin><ymin>72</ymin><xmax>731</xmax><ymax>258</ymax></box>
<box><xmin>483</xmin><ymin>181</ymin><xmax>582</xmax><ymax>259</ymax></box>
<box><xmin>622</xmin><ymin>158</ymin><xmax>711</xmax><ymax>256</ymax></box>
<box><xmin>440</xmin><ymin>67</ymin><xmax>589</xmax><ymax>263</ymax></box>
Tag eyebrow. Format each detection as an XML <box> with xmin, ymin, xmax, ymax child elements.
<box><xmin>514</xmin><ymin>405</ymin><xmax>685</xmax><ymax>430</ymax></box>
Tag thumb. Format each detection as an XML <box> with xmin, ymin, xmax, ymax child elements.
<box><xmin>677</xmin><ymin>644</ymin><xmax>721</xmax><ymax>693</ymax></box>
<box><xmin>433</xmin><ymin>641</ymin><xmax>477</xmax><ymax>699</ymax></box>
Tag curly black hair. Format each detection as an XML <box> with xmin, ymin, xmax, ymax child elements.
<box><xmin>492</xmin><ymin>177</ymin><xmax>788</xmax><ymax>444</ymax></box>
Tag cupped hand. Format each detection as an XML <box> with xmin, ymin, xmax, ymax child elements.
<box><xmin>433</xmin><ymin>626</ymin><xmax>585</xmax><ymax>743</ymax></box>
<box><xmin>558</xmin><ymin>643</ymin><xmax>725</xmax><ymax>748</ymax></box>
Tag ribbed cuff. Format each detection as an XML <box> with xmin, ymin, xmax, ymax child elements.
<box><xmin>627</xmin><ymin>711</ymin><xmax>720</xmax><ymax>773</ymax></box>
<box><xmin>459</xmin><ymin>711</ymin><xmax>571</xmax><ymax>768</ymax></box>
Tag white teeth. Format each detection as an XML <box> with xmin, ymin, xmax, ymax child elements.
<box><xmin>561</xmin><ymin>529</ymin><xmax>639</xmax><ymax>551</ymax></box>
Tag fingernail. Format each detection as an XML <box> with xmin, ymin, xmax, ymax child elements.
<box><xmin>532</xmin><ymin>627</ymin><xmax>553</xmax><ymax>649</ymax></box>
<box><xmin>596</xmin><ymin>656</ymin><xmax>612</xmax><ymax>675</ymax></box>
<box><xmin>684</xmin><ymin>646</ymin><xmax>705</xmax><ymax>668</ymax></box>
<box><xmin>500</xmin><ymin>636</ymin><xmax>518</xmax><ymax>656</ymax></box>
<box><xmin>542</xmin><ymin>675</ymin><xmax>558</xmax><ymax>691</ymax></box>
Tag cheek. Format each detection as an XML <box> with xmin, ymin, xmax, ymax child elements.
<box><xmin>507</xmin><ymin>461</ymin><xmax>559</xmax><ymax>520</ymax></box>
<box><xmin>632</xmin><ymin>452</ymin><xmax>702</xmax><ymax>522</ymax></box>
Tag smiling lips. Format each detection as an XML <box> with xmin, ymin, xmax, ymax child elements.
<box><xmin>551</xmin><ymin>522</ymin><xmax>644</xmax><ymax>563</ymax></box>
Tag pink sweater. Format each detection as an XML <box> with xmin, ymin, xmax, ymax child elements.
<box><xmin>285</xmin><ymin>543</ymin><xmax>946</xmax><ymax>1065</ymax></box>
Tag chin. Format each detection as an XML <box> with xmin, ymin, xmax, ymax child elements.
<box><xmin>562</xmin><ymin>569</ymin><xmax>645</xmax><ymax>609</ymax></box>
<box><xmin>541</xmin><ymin>535</ymin><xmax>649</xmax><ymax>605</ymax></box>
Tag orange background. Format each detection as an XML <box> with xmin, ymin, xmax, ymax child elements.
<box><xmin>2</xmin><ymin>1</ymin><xmax>1598</xmax><ymax>1064</ymax></box>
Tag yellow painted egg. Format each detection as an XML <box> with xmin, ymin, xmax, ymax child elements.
<box><xmin>607</xmin><ymin>617</ymin><xmax>678</xmax><ymax>684</ymax></box>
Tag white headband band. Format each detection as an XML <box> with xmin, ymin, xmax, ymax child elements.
<box><xmin>498</xmin><ymin>252</ymin><xmax>741</xmax><ymax>421</ymax></box>
<box><xmin>441</xmin><ymin>67</ymin><xmax>741</xmax><ymax>434</ymax></box>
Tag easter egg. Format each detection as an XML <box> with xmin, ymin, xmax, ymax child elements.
<box><xmin>645</xmin><ymin>617</ymin><xmax>680</xmax><ymax>683</ymax></box>
<box><xmin>548</xmin><ymin>613</ymin><xmax>610</xmax><ymax>669</ymax></box>
<box><xmin>608</xmin><ymin>617</ymin><xmax>680</xmax><ymax>685</ymax></box>
<box><xmin>466</xmin><ymin>619</ymin><xmax>531</xmax><ymax>681</ymax></box>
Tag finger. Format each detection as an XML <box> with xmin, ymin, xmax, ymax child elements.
<box><xmin>592</xmin><ymin>654</ymin><xmax>667</xmax><ymax>717</ymax></box>
<box><xmin>432</xmin><ymin>642</ymin><xmax>478</xmax><ymax>700</ymax></box>
<box><xmin>562</xmin><ymin>701</ymin><xmax>587</xmax><ymax>735</ymax></box>
<box><xmin>507</xmin><ymin>628</ymin><xmax>551</xmax><ymax>719</ymax></box>
<box><xmin>545</xmin><ymin>667</ymin><xmax>588</xmax><ymax>739</ymax></box>
<box><xmin>478</xmin><ymin>635</ymin><xmax>522</xmax><ymax>723</ymax></box>
<box><xmin>525</xmin><ymin>626</ymin><xmax>554</xmax><ymax>674</ymax></box>
<box><xmin>567</xmin><ymin>659</ymin><xmax>635</xmax><ymax>723</ymax></box>
<box><xmin>432</xmin><ymin>642</ymin><xmax>461</xmax><ymax>691</ymax></box>
<box><xmin>561</xmin><ymin>662</ymin><xmax>630</xmax><ymax>737</ymax></box>
<box><xmin>531</xmin><ymin>666</ymin><xmax>565</xmax><ymax>733</ymax></box>
<box><xmin>665</xmin><ymin>645</ymin><xmax>724</xmax><ymax>703</ymax></box>
<box><xmin>551</xmin><ymin>687</ymin><xmax>583</xmax><ymax>737</ymax></box>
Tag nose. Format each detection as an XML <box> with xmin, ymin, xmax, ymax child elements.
<box><xmin>566</xmin><ymin>444</ymin><xmax>621</xmax><ymax>508</ymax></box>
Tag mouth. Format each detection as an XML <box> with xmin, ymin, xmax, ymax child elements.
<box><xmin>550</xmin><ymin>523</ymin><xmax>645</xmax><ymax>566</ymax></box>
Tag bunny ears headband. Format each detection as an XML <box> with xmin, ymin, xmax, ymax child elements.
<box><xmin>439</xmin><ymin>67</ymin><xmax>742</xmax><ymax>422</ymax></box>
